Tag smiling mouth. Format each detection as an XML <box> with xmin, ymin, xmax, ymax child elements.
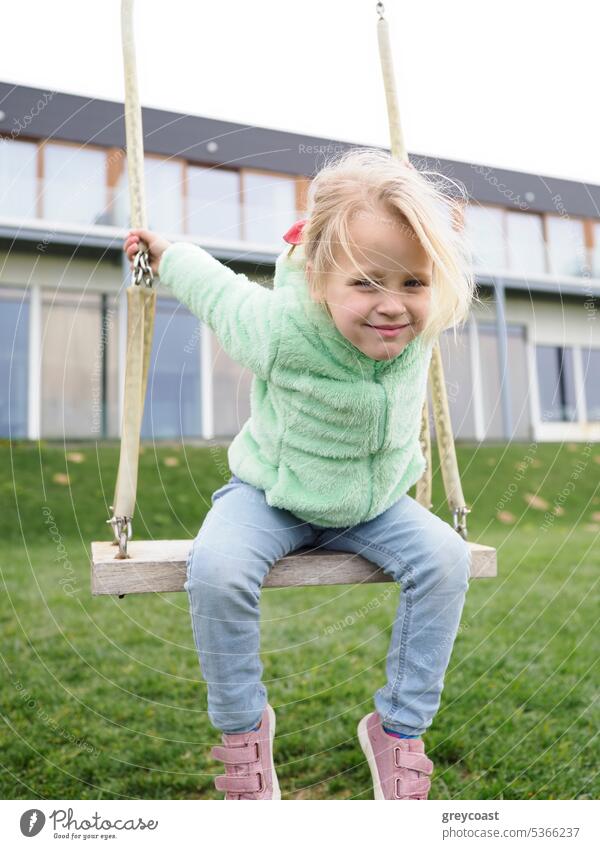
<box><xmin>368</xmin><ymin>324</ymin><xmax>410</xmax><ymax>329</ymax></box>
<box><xmin>366</xmin><ymin>323</ymin><xmax>411</xmax><ymax>339</ymax></box>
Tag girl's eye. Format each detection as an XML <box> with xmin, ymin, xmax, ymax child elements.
<box><xmin>352</xmin><ymin>279</ymin><xmax>424</xmax><ymax>288</ymax></box>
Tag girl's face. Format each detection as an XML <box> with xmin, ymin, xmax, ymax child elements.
<box><xmin>307</xmin><ymin>206</ymin><xmax>433</xmax><ymax>361</ymax></box>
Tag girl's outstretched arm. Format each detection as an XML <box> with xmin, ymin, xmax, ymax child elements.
<box><xmin>125</xmin><ymin>230</ymin><xmax>282</xmax><ymax>380</ymax></box>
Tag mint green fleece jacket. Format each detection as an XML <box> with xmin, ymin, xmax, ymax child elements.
<box><xmin>157</xmin><ymin>240</ymin><xmax>434</xmax><ymax>528</ymax></box>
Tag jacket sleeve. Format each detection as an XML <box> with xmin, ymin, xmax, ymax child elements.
<box><xmin>157</xmin><ymin>241</ymin><xmax>282</xmax><ymax>379</ymax></box>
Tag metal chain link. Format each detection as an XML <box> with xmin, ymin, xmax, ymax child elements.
<box><xmin>452</xmin><ymin>506</ymin><xmax>472</xmax><ymax>541</ymax></box>
<box><xmin>132</xmin><ymin>248</ymin><xmax>154</xmax><ymax>287</ymax></box>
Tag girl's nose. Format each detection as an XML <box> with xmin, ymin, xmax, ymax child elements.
<box><xmin>375</xmin><ymin>290</ymin><xmax>406</xmax><ymax>315</ymax></box>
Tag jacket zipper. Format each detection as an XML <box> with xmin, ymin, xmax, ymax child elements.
<box><xmin>376</xmin><ymin>376</ymin><xmax>387</xmax><ymax>449</ymax></box>
<box><xmin>368</xmin><ymin>373</ymin><xmax>388</xmax><ymax>519</ymax></box>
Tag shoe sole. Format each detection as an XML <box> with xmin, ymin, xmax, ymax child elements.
<box><xmin>357</xmin><ymin>715</ymin><xmax>384</xmax><ymax>800</ymax></box>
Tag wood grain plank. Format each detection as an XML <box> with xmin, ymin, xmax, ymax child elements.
<box><xmin>91</xmin><ymin>539</ymin><xmax>497</xmax><ymax>596</ymax></box>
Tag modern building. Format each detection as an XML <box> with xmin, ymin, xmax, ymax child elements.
<box><xmin>1</xmin><ymin>81</ymin><xmax>598</xmax><ymax>444</ymax></box>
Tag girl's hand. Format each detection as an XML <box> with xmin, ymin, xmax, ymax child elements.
<box><xmin>124</xmin><ymin>228</ymin><xmax>172</xmax><ymax>277</ymax></box>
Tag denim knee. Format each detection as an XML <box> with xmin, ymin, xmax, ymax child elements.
<box><xmin>435</xmin><ymin>532</ymin><xmax>471</xmax><ymax>593</ymax></box>
<box><xmin>185</xmin><ymin>540</ymin><xmax>263</xmax><ymax>603</ymax></box>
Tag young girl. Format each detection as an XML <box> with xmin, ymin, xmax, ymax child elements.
<box><xmin>124</xmin><ymin>147</ymin><xmax>476</xmax><ymax>801</ymax></box>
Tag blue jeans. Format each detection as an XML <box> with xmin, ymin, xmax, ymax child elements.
<box><xmin>185</xmin><ymin>474</ymin><xmax>471</xmax><ymax>735</ymax></box>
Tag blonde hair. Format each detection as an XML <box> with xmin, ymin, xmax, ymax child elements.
<box><xmin>295</xmin><ymin>147</ymin><xmax>479</xmax><ymax>347</ymax></box>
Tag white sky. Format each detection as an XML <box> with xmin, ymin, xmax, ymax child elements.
<box><xmin>2</xmin><ymin>0</ymin><xmax>599</xmax><ymax>186</ymax></box>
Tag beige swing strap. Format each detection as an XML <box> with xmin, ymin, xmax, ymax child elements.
<box><xmin>376</xmin><ymin>2</ymin><xmax>470</xmax><ymax>538</ymax></box>
<box><xmin>107</xmin><ymin>0</ymin><xmax>156</xmax><ymax>558</ymax></box>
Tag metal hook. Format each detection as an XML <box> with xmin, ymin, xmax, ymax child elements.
<box><xmin>107</xmin><ymin>513</ymin><xmax>132</xmax><ymax>558</ymax></box>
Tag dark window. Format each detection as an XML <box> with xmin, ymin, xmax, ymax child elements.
<box><xmin>141</xmin><ymin>298</ymin><xmax>202</xmax><ymax>439</ymax></box>
<box><xmin>581</xmin><ymin>347</ymin><xmax>600</xmax><ymax>421</ymax></box>
<box><xmin>535</xmin><ymin>345</ymin><xmax>577</xmax><ymax>422</ymax></box>
<box><xmin>0</xmin><ymin>291</ymin><xmax>29</xmax><ymax>437</ymax></box>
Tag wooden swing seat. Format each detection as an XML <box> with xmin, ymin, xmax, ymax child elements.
<box><xmin>91</xmin><ymin>539</ymin><xmax>497</xmax><ymax>596</ymax></box>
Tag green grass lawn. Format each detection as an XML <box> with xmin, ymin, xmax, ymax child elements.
<box><xmin>1</xmin><ymin>439</ymin><xmax>598</xmax><ymax>800</ymax></box>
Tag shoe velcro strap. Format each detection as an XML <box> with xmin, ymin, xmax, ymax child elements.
<box><xmin>211</xmin><ymin>743</ymin><xmax>259</xmax><ymax>764</ymax></box>
<box><xmin>394</xmin><ymin>749</ymin><xmax>434</xmax><ymax>774</ymax></box>
<box><xmin>215</xmin><ymin>773</ymin><xmax>261</xmax><ymax>793</ymax></box>
<box><xmin>395</xmin><ymin>776</ymin><xmax>431</xmax><ymax>798</ymax></box>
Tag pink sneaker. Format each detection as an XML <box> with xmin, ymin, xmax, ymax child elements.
<box><xmin>210</xmin><ymin>703</ymin><xmax>281</xmax><ymax>800</ymax></box>
<box><xmin>357</xmin><ymin>712</ymin><xmax>434</xmax><ymax>800</ymax></box>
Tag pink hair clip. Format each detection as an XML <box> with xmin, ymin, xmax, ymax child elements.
<box><xmin>283</xmin><ymin>219</ymin><xmax>307</xmax><ymax>245</ymax></box>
